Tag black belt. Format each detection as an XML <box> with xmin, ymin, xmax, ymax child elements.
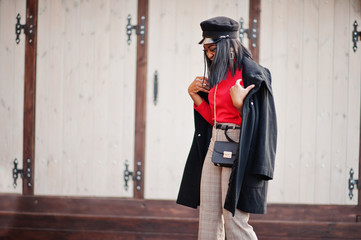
<box><xmin>215</xmin><ymin>123</ymin><xmax>240</xmax><ymax>143</ymax></box>
<box><xmin>215</xmin><ymin>123</ymin><xmax>241</xmax><ymax>130</ymax></box>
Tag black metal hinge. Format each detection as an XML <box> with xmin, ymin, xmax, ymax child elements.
<box><xmin>348</xmin><ymin>168</ymin><xmax>360</xmax><ymax>200</ymax></box>
<box><xmin>124</xmin><ymin>160</ymin><xmax>142</xmax><ymax>191</ymax></box>
<box><xmin>15</xmin><ymin>13</ymin><xmax>34</xmax><ymax>44</ymax></box>
<box><xmin>12</xmin><ymin>158</ymin><xmax>32</xmax><ymax>188</ymax></box>
<box><xmin>126</xmin><ymin>14</ymin><xmax>146</xmax><ymax>45</ymax></box>
<box><xmin>352</xmin><ymin>21</ymin><xmax>361</xmax><ymax>52</ymax></box>
<box><xmin>239</xmin><ymin>18</ymin><xmax>258</xmax><ymax>48</ymax></box>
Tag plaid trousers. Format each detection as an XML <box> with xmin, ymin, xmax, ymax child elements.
<box><xmin>198</xmin><ymin>124</ymin><xmax>258</xmax><ymax>240</ymax></box>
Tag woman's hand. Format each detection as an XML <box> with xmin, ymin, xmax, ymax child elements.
<box><xmin>188</xmin><ymin>77</ymin><xmax>210</xmax><ymax>107</ymax></box>
<box><xmin>230</xmin><ymin>79</ymin><xmax>255</xmax><ymax>115</ymax></box>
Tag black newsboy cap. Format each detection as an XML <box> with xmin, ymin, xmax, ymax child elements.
<box><xmin>199</xmin><ymin>16</ymin><xmax>239</xmax><ymax>44</ymax></box>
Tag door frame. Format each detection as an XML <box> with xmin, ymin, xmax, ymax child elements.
<box><xmin>133</xmin><ymin>0</ymin><xmax>148</xmax><ymax>199</ymax></box>
<box><xmin>22</xmin><ymin>0</ymin><xmax>37</xmax><ymax>195</ymax></box>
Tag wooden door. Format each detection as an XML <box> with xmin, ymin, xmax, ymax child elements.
<box><xmin>34</xmin><ymin>0</ymin><xmax>138</xmax><ymax>197</ymax></box>
<box><xmin>260</xmin><ymin>0</ymin><xmax>361</xmax><ymax>205</ymax></box>
<box><xmin>0</xmin><ymin>0</ymin><xmax>25</xmax><ymax>194</ymax></box>
<box><xmin>145</xmin><ymin>0</ymin><xmax>250</xmax><ymax>199</ymax></box>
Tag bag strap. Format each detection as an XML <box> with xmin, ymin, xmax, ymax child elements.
<box><xmin>214</xmin><ymin>85</ymin><xmax>218</xmax><ymax>141</ymax></box>
<box><xmin>214</xmin><ymin>85</ymin><xmax>218</xmax><ymax>124</ymax></box>
<box><xmin>224</xmin><ymin>126</ymin><xmax>237</xmax><ymax>143</ymax></box>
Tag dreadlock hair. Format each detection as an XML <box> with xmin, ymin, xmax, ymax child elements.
<box><xmin>204</xmin><ymin>38</ymin><xmax>252</xmax><ymax>89</ymax></box>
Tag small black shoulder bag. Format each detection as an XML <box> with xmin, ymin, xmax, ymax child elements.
<box><xmin>211</xmin><ymin>85</ymin><xmax>239</xmax><ymax>168</ymax></box>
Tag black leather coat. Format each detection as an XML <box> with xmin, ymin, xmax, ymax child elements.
<box><xmin>177</xmin><ymin>57</ymin><xmax>277</xmax><ymax>216</ymax></box>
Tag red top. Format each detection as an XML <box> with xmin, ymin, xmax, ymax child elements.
<box><xmin>195</xmin><ymin>67</ymin><xmax>243</xmax><ymax>126</ymax></box>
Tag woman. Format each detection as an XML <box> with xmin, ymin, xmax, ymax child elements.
<box><xmin>177</xmin><ymin>16</ymin><xmax>277</xmax><ymax>239</ymax></box>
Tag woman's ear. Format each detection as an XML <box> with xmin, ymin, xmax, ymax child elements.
<box><xmin>230</xmin><ymin>49</ymin><xmax>234</xmax><ymax>60</ymax></box>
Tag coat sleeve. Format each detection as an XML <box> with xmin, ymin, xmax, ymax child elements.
<box><xmin>251</xmin><ymin>82</ymin><xmax>277</xmax><ymax>180</ymax></box>
<box><xmin>194</xmin><ymin>101</ymin><xmax>213</xmax><ymax>125</ymax></box>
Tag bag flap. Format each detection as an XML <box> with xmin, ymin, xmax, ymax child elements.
<box><xmin>213</xmin><ymin>141</ymin><xmax>238</xmax><ymax>155</ymax></box>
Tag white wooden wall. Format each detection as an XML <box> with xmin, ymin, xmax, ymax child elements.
<box><xmin>35</xmin><ymin>0</ymin><xmax>137</xmax><ymax>197</ymax></box>
<box><xmin>0</xmin><ymin>0</ymin><xmax>25</xmax><ymax>194</ymax></box>
<box><xmin>260</xmin><ymin>0</ymin><xmax>361</xmax><ymax>205</ymax></box>
<box><xmin>145</xmin><ymin>0</ymin><xmax>250</xmax><ymax>199</ymax></box>
<box><xmin>1</xmin><ymin>0</ymin><xmax>360</xmax><ymax>205</ymax></box>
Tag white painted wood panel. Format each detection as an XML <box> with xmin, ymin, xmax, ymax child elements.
<box><xmin>260</xmin><ymin>0</ymin><xmax>361</xmax><ymax>205</ymax></box>
<box><xmin>346</xmin><ymin>0</ymin><xmax>361</xmax><ymax>204</ymax></box>
<box><xmin>35</xmin><ymin>0</ymin><xmax>137</xmax><ymax>197</ymax></box>
<box><xmin>283</xmin><ymin>0</ymin><xmax>303</xmax><ymax>203</ymax></box>
<box><xmin>0</xmin><ymin>0</ymin><xmax>25</xmax><ymax>194</ymax></box>
<box><xmin>145</xmin><ymin>0</ymin><xmax>249</xmax><ymax>199</ymax></box>
<box><xmin>315</xmin><ymin>0</ymin><xmax>334</xmax><ymax>204</ymax></box>
<box><xmin>299</xmin><ymin>0</ymin><xmax>318</xmax><ymax>203</ymax></box>
<box><xmin>261</xmin><ymin>0</ymin><xmax>289</xmax><ymax>203</ymax></box>
<box><xmin>330</xmin><ymin>0</ymin><xmax>350</xmax><ymax>204</ymax></box>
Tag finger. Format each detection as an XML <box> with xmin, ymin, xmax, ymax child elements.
<box><xmin>202</xmin><ymin>82</ymin><xmax>209</xmax><ymax>88</ymax></box>
<box><xmin>201</xmin><ymin>84</ymin><xmax>210</xmax><ymax>90</ymax></box>
<box><xmin>245</xmin><ymin>84</ymin><xmax>255</xmax><ymax>92</ymax></box>
<box><xmin>195</xmin><ymin>77</ymin><xmax>203</xmax><ymax>83</ymax></box>
<box><xmin>196</xmin><ymin>76</ymin><xmax>208</xmax><ymax>83</ymax></box>
<box><xmin>197</xmin><ymin>81</ymin><xmax>209</xmax><ymax>91</ymax></box>
<box><xmin>200</xmin><ymin>88</ymin><xmax>210</xmax><ymax>93</ymax></box>
<box><xmin>235</xmin><ymin>79</ymin><xmax>242</xmax><ymax>86</ymax></box>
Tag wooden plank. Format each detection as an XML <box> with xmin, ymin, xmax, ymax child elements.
<box><xmin>172</xmin><ymin>0</ymin><xmax>194</xmax><ymax>200</ymax></box>
<box><xmin>0</xmin><ymin>213</ymin><xmax>199</xmax><ymax>235</ymax></box>
<box><xmin>252</xmin><ymin>203</ymin><xmax>361</xmax><ymax>223</ymax></box>
<box><xmin>252</xmin><ymin>221</ymin><xmax>361</xmax><ymax>240</ymax></box>
<box><xmin>265</xmin><ymin>0</ymin><xmax>288</xmax><ymax>203</ymax></box>
<box><xmin>330</xmin><ymin>0</ymin><xmax>350</xmax><ymax>204</ymax></box>
<box><xmin>315</xmin><ymin>0</ymin><xmax>334</xmax><ymax>204</ymax></box>
<box><xmin>249</xmin><ymin>0</ymin><xmax>260</xmax><ymax>62</ymax></box>
<box><xmin>0</xmin><ymin>196</ymin><xmax>361</xmax><ymax>239</ymax></box>
<box><xmin>259</xmin><ymin>0</ymin><xmax>273</xmax><ymax>67</ymax></box>
<box><xmin>1</xmin><ymin>220</ymin><xmax>361</xmax><ymax>240</ymax></box>
<box><xmin>1</xmin><ymin>215</ymin><xmax>360</xmax><ymax>239</ymax></box>
<box><xmin>134</xmin><ymin>0</ymin><xmax>148</xmax><ymax>199</ymax></box>
<box><xmin>0</xmin><ymin>195</ymin><xmax>360</xmax><ymax>223</ymax></box>
<box><xmin>22</xmin><ymin>0</ymin><xmax>38</xmax><ymax>195</ymax></box>
<box><xmin>299</xmin><ymin>0</ymin><xmax>319</xmax><ymax>203</ymax></box>
<box><xmin>145</xmin><ymin>0</ymin><xmax>177</xmax><ymax>200</ymax></box>
<box><xmin>107</xmin><ymin>0</ymin><xmax>137</xmax><ymax>198</ymax></box>
<box><xmin>35</xmin><ymin>0</ymin><xmax>65</xmax><ymax>195</ymax></box>
<box><xmin>0</xmin><ymin>0</ymin><xmax>25</xmax><ymax>194</ymax></box>
<box><xmin>347</xmin><ymin>0</ymin><xmax>361</xmax><ymax>205</ymax></box>
<box><xmin>35</xmin><ymin>0</ymin><xmax>80</xmax><ymax>196</ymax></box>
<box><xmin>283</xmin><ymin>0</ymin><xmax>303</xmax><ymax>203</ymax></box>
<box><xmin>0</xmin><ymin>229</ymin><xmax>197</xmax><ymax>240</ymax></box>
<box><xmin>76</xmin><ymin>0</ymin><xmax>96</xmax><ymax>196</ymax></box>
<box><xmin>0</xmin><ymin>196</ymin><xmax>198</xmax><ymax>218</ymax></box>
<box><xmin>81</xmin><ymin>0</ymin><xmax>110</xmax><ymax>196</ymax></box>
<box><xmin>62</xmin><ymin>0</ymin><xmax>81</xmax><ymax>196</ymax></box>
